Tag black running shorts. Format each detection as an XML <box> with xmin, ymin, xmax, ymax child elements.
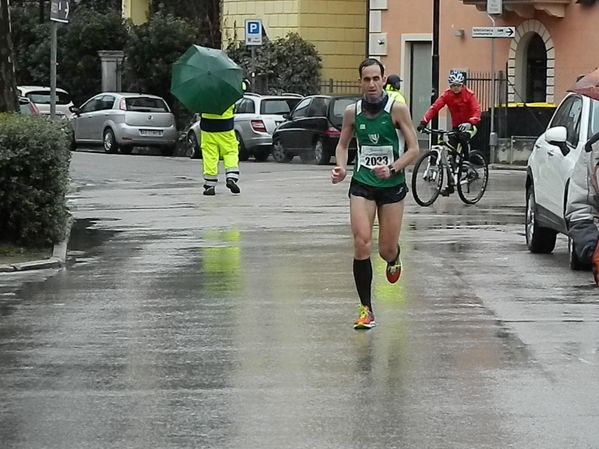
<box><xmin>349</xmin><ymin>178</ymin><xmax>408</xmax><ymax>206</ymax></box>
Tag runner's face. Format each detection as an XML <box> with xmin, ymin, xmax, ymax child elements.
<box><xmin>360</xmin><ymin>64</ymin><xmax>386</xmax><ymax>101</ymax></box>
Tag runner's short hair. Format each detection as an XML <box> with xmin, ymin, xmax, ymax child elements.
<box><xmin>359</xmin><ymin>58</ymin><xmax>385</xmax><ymax>77</ymax></box>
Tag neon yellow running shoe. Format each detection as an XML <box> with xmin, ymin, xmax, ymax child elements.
<box><xmin>353</xmin><ymin>305</ymin><xmax>376</xmax><ymax>329</ymax></box>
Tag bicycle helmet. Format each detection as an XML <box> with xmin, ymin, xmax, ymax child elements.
<box><xmin>448</xmin><ymin>71</ymin><xmax>465</xmax><ymax>86</ymax></box>
<box><xmin>386</xmin><ymin>74</ymin><xmax>402</xmax><ymax>91</ymax></box>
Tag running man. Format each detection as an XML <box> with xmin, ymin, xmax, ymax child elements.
<box><xmin>331</xmin><ymin>58</ymin><xmax>419</xmax><ymax>329</ymax></box>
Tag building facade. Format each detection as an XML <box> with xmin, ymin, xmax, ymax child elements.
<box><xmin>221</xmin><ymin>0</ymin><xmax>367</xmax><ymax>81</ymax></box>
<box><xmin>374</xmin><ymin>0</ymin><xmax>599</xmax><ymax>129</ymax></box>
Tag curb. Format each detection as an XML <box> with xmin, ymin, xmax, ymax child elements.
<box><xmin>0</xmin><ymin>217</ymin><xmax>73</xmax><ymax>273</ymax></box>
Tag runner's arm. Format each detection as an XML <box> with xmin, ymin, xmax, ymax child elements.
<box><xmin>332</xmin><ymin>105</ymin><xmax>355</xmax><ymax>184</ymax></box>
<box><xmin>392</xmin><ymin>102</ymin><xmax>420</xmax><ymax>171</ymax></box>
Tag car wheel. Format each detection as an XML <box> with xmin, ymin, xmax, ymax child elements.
<box><xmin>187</xmin><ymin>131</ymin><xmax>201</xmax><ymax>159</ymax></box>
<box><xmin>272</xmin><ymin>138</ymin><xmax>293</xmax><ymax>163</ymax></box>
<box><xmin>237</xmin><ymin>132</ymin><xmax>249</xmax><ymax>161</ymax></box>
<box><xmin>313</xmin><ymin>138</ymin><xmax>330</xmax><ymax>165</ymax></box>
<box><xmin>525</xmin><ymin>186</ymin><xmax>557</xmax><ymax>253</ymax></box>
<box><xmin>119</xmin><ymin>146</ymin><xmax>133</xmax><ymax>154</ymax></box>
<box><xmin>568</xmin><ymin>237</ymin><xmax>592</xmax><ymax>271</ymax></box>
<box><xmin>253</xmin><ymin>149</ymin><xmax>269</xmax><ymax>162</ymax></box>
<box><xmin>103</xmin><ymin>128</ymin><xmax>119</xmax><ymax>154</ymax></box>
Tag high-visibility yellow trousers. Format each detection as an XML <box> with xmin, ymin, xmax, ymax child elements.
<box><xmin>201</xmin><ymin>129</ymin><xmax>239</xmax><ymax>187</ymax></box>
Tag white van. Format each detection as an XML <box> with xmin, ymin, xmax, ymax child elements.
<box><xmin>17</xmin><ymin>85</ymin><xmax>75</xmax><ymax>119</ymax></box>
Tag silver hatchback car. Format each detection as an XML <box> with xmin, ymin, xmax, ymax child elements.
<box><xmin>70</xmin><ymin>92</ymin><xmax>178</xmax><ymax>155</ymax></box>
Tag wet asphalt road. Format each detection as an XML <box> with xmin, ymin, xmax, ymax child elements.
<box><xmin>1</xmin><ymin>151</ymin><xmax>599</xmax><ymax>449</ymax></box>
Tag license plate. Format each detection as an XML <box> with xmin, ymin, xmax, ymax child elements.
<box><xmin>140</xmin><ymin>129</ymin><xmax>162</xmax><ymax>137</ymax></box>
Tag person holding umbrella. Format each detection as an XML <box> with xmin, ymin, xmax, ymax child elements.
<box><xmin>171</xmin><ymin>45</ymin><xmax>246</xmax><ymax>196</ymax></box>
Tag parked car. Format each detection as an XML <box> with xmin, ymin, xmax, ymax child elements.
<box><xmin>271</xmin><ymin>95</ymin><xmax>359</xmax><ymax>165</ymax></box>
<box><xmin>186</xmin><ymin>93</ymin><xmax>303</xmax><ymax>160</ymax></box>
<box><xmin>69</xmin><ymin>92</ymin><xmax>178</xmax><ymax>155</ymax></box>
<box><xmin>18</xmin><ymin>96</ymin><xmax>40</xmax><ymax>115</ymax></box>
<box><xmin>17</xmin><ymin>85</ymin><xmax>74</xmax><ymax>119</ymax></box>
<box><xmin>525</xmin><ymin>92</ymin><xmax>599</xmax><ymax>269</ymax></box>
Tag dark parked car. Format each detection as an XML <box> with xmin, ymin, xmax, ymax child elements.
<box><xmin>271</xmin><ymin>95</ymin><xmax>359</xmax><ymax>165</ymax></box>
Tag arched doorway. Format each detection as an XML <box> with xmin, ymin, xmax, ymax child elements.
<box><xmin>508</xmin><ymin>21</ymin><xmax>554</xmax><ymax>104</ymax></box>
<box><xmin>526</xmin><ymin>34</ymin><xmax>547</xmax><ymax>102</ymax></box>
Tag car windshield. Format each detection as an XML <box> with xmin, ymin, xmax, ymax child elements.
<box><xmin>589</xmin><ymin>98</ymin><xmax>599</xmax><ymax>137</ymax></box>
<box><xmin>125</xmin><ymin>97</ymin><xmax>170</xmax><ymax>112</ymax></box>
<box><xmin>26</xmin><ymin>91</ymin><xmax>71</xmax><ymax>105</ymax></box>
<box><xmin>260</xmin><ymin>99</ymin><xmax>301</xmax><ymax>115</ymax></box>
<box><xmin>329</xmin><ymin>97</ymin><xmax>357</xmax><ymax>128</ymax></box>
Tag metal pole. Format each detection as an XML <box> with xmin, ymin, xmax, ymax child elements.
<box><xmin>250</xmin><ymin>46</ymin><xmax>256</xmax><ymax>93</ymax></box>
<box><xmin>50</xmin><ymin>20</ymin><xmax>57</xmax><ymax>119</ymax></box>
<box><xmin>431</xmin><ymin>0</ymin><xmax>440</xmax><ymax>130</ymax></box>
<box><xmin>488</xmin><ymin>14</ymin><xmax>498</xmax><ymax>164</ymax></box>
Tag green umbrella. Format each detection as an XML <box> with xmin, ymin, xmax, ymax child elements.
<box><xmin>171</xmin><ymin>45</ymin><xmax>244</xmax><ymax>115</ymax></box>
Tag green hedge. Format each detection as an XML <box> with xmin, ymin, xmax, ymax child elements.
<box><xmin>0</xmin><ymin>114</ymin><xmax>71</xmax><ymax>247</ymax></box>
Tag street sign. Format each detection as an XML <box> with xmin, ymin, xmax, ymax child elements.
<box><xmin>50</xmin><ymin>0</ymin><xmax>70</xmax><ymax>23</ymax></box>
<box><xmin>245</xmin><ymin>19</ymin><xmax>262</xmax><ymax>46</ymax></box>
<box><xmin>472</xmin><ymin>26</ymin><xmax>515</xmax><ymax>38</ymax></box>
<box><xmin>487</xmin><ymin>0</ymin><xmax>502</xmax><ymax>15</ymax></box>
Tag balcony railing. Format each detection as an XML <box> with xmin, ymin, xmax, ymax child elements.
<box><xmin>462</xmin><ymin>0</ymin><xmax>573</xmax><ymax>17</ymax></box>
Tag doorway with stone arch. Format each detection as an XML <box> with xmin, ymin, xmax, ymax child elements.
<box><xmin>507</xmin><ymin>20</ymin><xmax>555</xmax><ymax>104</ymax></box>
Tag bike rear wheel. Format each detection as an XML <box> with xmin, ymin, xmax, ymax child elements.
<box><xmin>457</xmin><ymin>150</ymin><xmax>488</xmax><ymax>204</ymax></box>
<box><xmin>411</xmin><ymin>150</ymin><xmax>443</xmax><ymax>206</ymax></box>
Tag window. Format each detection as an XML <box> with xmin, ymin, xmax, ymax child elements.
<box><xmin>308</xmin><ymin>98</ymin><xmax>328</xmax><ymax>117</ymax></box>
<box><xmin>260</xmin><ymin>99</ymin><xmax>293</xmax><ymax>115</ymax></box>
<box><xmin>81</xmin><ymin>98</ymin><xmax>101</xmax><ymax>113</ymax></box>
<box><xmin>25</xmin><ymin>90</ymin><xmax>72</xmax><ymax>105</ymax></box>
<box><xmin>291</xmin><ymin>98</ymin><xmax>311</xmax><ymax>119</ymax></box>
<box><xmin>125</xmin><ymin>97</ymin><xmax>169</xmax><ymax>112</ymax></box>
<box><xmin>236</xmin><ymin>98</ymin><xmax>255</xmax><ymax>114</ymax></box>
<box><xmin>565</xmin><ymin>97</ymin><xmax>582</xmax><ymax>147</ymax></box>
<box><xmin>99</xmin><ymin>95</ymin><xmax>115</xmax><ymax>110</ymax></box>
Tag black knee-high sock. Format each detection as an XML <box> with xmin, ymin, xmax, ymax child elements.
<box><xmin>353</xmin><ymin>258</ymin><xmax>372</xmax><ymax>311</ymax></box>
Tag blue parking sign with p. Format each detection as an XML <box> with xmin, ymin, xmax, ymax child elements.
<box><xmin>245</xmin><ymin>19</ymin><xmax>262</xmax><ymax>46</ymax></box>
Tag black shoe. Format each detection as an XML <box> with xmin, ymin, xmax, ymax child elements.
<box><xmin>440</xmin><ymin>186</ymin><xmax>454</xmax><ymax>196</ymax></box>
<box><xmin>203</xmin><ymin>186</ymin><xmax>215</xmax><ymax>196</ymax></box>
<box><xmin>226</xmin><ymin>178</ymin><xmax>240</xmax><ymax>194</ymax></box>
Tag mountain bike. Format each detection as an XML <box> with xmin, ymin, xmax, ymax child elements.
<box><xmin>411</xmin><ymin>127</ymin><xmax>488</xmax><ymax>206</ymax></box>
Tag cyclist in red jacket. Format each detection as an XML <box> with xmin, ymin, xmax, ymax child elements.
<box><xmin>417</xmin><ymin>71</ymin><xmax>481</xmax><ymax>160</ymax></box>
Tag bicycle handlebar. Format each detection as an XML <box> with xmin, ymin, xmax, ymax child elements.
<box><xmin>419</xmin><ymin>127</ymin><xmax>458</xmax><ymax>137</ymax></box>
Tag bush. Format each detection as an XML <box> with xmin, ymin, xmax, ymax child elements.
<box><xmin>0</xmin><ymin>114</ymin><xmax>71</xmax><ymax>247</ymax></box>
<box><xmin>226</xmin><ymin>33</ymin><xmax>322</xmax><ymax>96</ymax></box>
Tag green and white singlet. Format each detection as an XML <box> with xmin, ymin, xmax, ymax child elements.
<box><xmin>353</xmin><ymin>97</ymin><xmax>405</xmax><ymax>188</ymax></box>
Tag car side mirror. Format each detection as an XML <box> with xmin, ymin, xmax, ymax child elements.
<box><xmin>70</xmin><ymin>105</ymin><xmax>80</xmax><ymax>115</ymax></box>
<box><xmin>282</xmin><ymin>113</ymin><xmax>289</xmax><ymax>120</ymax></box>
<box><xmin>545</xmin><ymin>126</ymin><xmax>569</xmax><ymax>156</ymax></box>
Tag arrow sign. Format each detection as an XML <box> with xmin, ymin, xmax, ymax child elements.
<box><xmin>472</xmin><ymin>26</ymin><xmax>515</xmax><ymax>38</ymax></box>
<box><xmin>50</xmin><ymin>0</ymin><xmax>70</xmax><ymax>23</ymax></box>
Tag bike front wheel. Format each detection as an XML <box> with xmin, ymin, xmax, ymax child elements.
<box><xmin>411</xmin><ymin>150</ymin><xmax>443</xmax><ymax>207</ymax></box>
<box><xmin>457</xmin><ymin>150</ymin><xmax>488</xmax><ymax>204</ymax></box>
